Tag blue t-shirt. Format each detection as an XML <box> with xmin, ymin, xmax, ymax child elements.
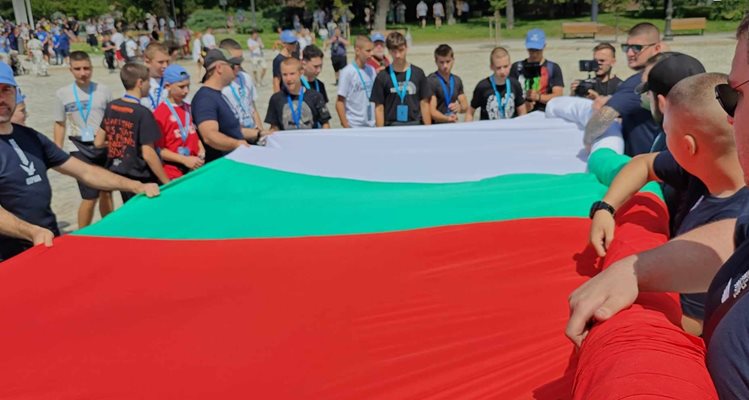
<box><xmin>192</xmin><ymin>86</ymin><xmax>244</xmax><ymax>163</ymax></box>
<box><xmin>654</xmin><ymin>150</ymin><xmax>749</xmax><ymax>319</ymax></box>
<box><xmin>52</xmin><ymin>33</ymin><xmax>61</xmax><ymax>48</ymax></box>
<box><xmin>58</xmin><ymin>33</ymin><xmax>70</xmax><ymax>50</ymax></box>
<box><xmin>605</xmin><ymin>72</ymin><xmax>661</xmax><ymax>156</ymax></box>
<box><xmin>36</xmin><ymin>31</ymin><xmax>48</xmax><ymax>43</ymax></box>
<box><xmin>704</xmin><ymin>201</ymin><xmax>749</xmax><ymax>398</ymax></box>
<box><xmin>0</xmin><ymin>125</ymin><xmax>70</xmax><ymax>261</ymax></box>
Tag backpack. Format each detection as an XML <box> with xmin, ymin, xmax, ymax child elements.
<box><xmin>119</xmin><ymin>40</ymin><xmax>129</xmax><ymax>61</ymax></box>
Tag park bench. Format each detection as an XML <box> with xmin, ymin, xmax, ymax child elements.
<box><xmin>562</xmin><ymin>22</ymin><xmax>599</xmax><ymax>39</ymax></box>
<box><xmin>671</xmin><ymin>17</ymin><xmax>707</xmax><ymax>35</ymax></box>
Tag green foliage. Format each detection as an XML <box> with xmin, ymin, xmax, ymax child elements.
<box><xmin>186</xmin><ymin>8</ymin><xmax>230</xmax><ymax>30</ymax></box>
<box><xmin>124</xmin><ymin>6</ymin><xmax>146</xmax><ymax>25</ymax></box>
<box><xmin>709</xmin><ymin>0</ymin><xmax>749</xmax><ymax>21</ymax></box>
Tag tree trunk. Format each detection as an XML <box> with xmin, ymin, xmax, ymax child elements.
<box><xmin>506</xmin><ymin>0</ymin><xmax>514</xmax><ymax>30</ymax></box>
<box><xmin>446</xmin><ymin>0</ymin><xmax>456</xmax><ymax>25</ymax></box>
<box><xmin>374</xmin><ymin>0</ymin><xmax>389</xmax><ymax>31</ymax></box>
<box><xmin>494</xmin><ymin>9</ymin><xmax>501</xmax><ymax>45</ymax></box>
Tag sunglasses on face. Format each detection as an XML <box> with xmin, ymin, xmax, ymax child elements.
<box><xmin>621</xmin><ymin>43</ymin><xmax>656</xmax><ymax>54</ymax></box>
<box><xmin>715</xmin><ymin>78</ymin><xmax>749</xmax><ymax>118</ymax></box>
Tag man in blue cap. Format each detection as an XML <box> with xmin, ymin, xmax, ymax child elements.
<box><xmin>0</xmin><ymin>62</ymin><xmax>160</xmax><ymax>261</ymax></box>
<box><xmin>273</xmin><ymin>30</ymin><xmax>298</xmax><ymax>94</ymax></box>
<box><xmin>510</xmin><ymin>28</ymin><xmax>564</xmax><ymax>113</ymax></box>
<box><xmin>366</xmin><ymin>32</ymin><xmax>390</xmax><ymax>73</ymax></box>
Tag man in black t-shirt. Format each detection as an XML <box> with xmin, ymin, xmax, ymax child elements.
<box><xmin>301</xmin><ymin>45</ymin><xmax>329</xmax><ymax>104</ymax></box>
<box><xmin>427</xmin><ymin>44</ymin><xmax>468</xmax><ymax>124</ymax></box>
<box><xmin>509</xmin><ymin>29</ymin><xmax>563</xmax><ymax>113</ymax></box>
<box><xmin>101</xmin><ymin>32</ymin><xmax>116</xmax><ymax>72</ymax></box>
<box><xmin>570</xmin><ymin>43</ymin><xmax>623</xmax><ymax>99</ymax></box>
<box><xmin>266</xmin><ymin>57</ymin><xmax>331</xmax><ymax>131</ymax></box>
<box><xmin>467</xmin><ymin>47</ymin><xmax>526</xmax><ymax>121</ymax></box>
<box><xmin>371</xmin><ymin>32</ymin><xmax>432</xmax><ymax>126</ymax></box>
<box><xmin>94</xmin><ymin>63</ymin><xmax>170</xmax><ymax>203</ymax></box>
<box><xmin>0</xmin><ymin>62</ymin><xmax>160</xmax><ymax>261</ymax></box>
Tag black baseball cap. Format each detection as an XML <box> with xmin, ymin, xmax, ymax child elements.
<box><xmin>202</xmin><ymin>48</ymin><xmax>243</xmax><ymax>82</ymax></box>
<box><xmin>635</xmin><ymin>52</ymin><xmax>705</xmax><ymax>96</ymax></box>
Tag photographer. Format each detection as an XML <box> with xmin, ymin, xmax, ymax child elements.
<box><xmin>570</xmin><ymin>43</ymin><xmax>622</xmax><ymax>100</ymax></box>
<box><xmin>510</xmin><ymin>29</ymin><xmax>564</xmax><ymax>112</ymax></box>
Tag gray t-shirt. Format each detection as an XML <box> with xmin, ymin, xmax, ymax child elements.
<box><xmin>140</xmin><ymin>77</ymin><xmax>166</xmax><ymax>111</ymax></box>
<box><xmin>337</xmin><ymin>63</ymin><xmax>376</xmax><ymax>128</ymax></box>
<box><xmin>53</xmin><ymin>82</ymin><xmax>113</xmax><ymax>150</ymax></box>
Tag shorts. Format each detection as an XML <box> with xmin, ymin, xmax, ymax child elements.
<box><xmin>250</xmin><ymin>56</ymin><xmax>266</xmax><ymax>69</ymax></box>
<box><xmin>331</xmin><ymin>55</ymin><xmax>347</xmax><ymax>72</ymax></box>
<box><xmin>58</xmin><ymin>48</ymin><xmax>70</xmax><ymax>58</ymax></box>
<box><xmin>419</xmin><ymin>16</ymin><xmax>427</xmax><ymax>23</ymax></box>
<box><xmin>87</xmin><ymin>34</ymin><xmax>98</xmax><ymax>47</ymax></box>
<box><xmin>71</xmin><ymin>151</ymin><xmax>105</xmax><ymax>200</ymax></box>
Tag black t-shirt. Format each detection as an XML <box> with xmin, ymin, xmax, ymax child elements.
<box><xmin>272</xmin><ymin>53</ymin><xmax>286</xmax><ymax>79</ymax></box>
<box><xmin>265</xmin><ymin>86</ymin><xmax>331</xmax><ymax>130</ymax></box>
<box><xmin>0</xmin><ymin>125</ymin><xmax>70</xmax><ymax>260</ymax></box>
<box><xmin>606</xmin><ymin>71</ymin><xmax>660</xmax><ymax>157</ymax></box>
<box><xmin>427</xmin><ymin>72</ymin><xmax>464</xmax><ymax>117</ymax></box>
<box><xmin>470</xmin><ymin>76</ymin><xmax>524</xmax><ymax>120</ymax></box>
<box><xmin>653</xmin><ymin>150</ymin><xmax>708</xmax><ymax>234</ymax></box>
<box><xmin>371</xmin><ymin>64</ymin><xmax>432</xmax><ymax>126</ymax></box>
<box><xmin>509</xmin><ymin>59</ymin><xmax>564</xmax><ymax>112</ymax></box>
<box><xmin>704</xmin><ymin>201</ymin><xmax>749</xmax><ymax>399</ymax></box>
<box><xmin>592</xmin><ymin>76</ymin><xmax>623</xmax><ymax>97</ymax></box>
<box><xmin>303</xmin><ymin>77</ymin><xmax>329</xmax><ymax>104</ymax></box>
<box><xmin>192</xmin><ymin>86</ymin><xmax>244</xmax><ymax>163</ymax></box>
<box><xmin>102</xmin><ymin>40</ymin><xmax>115</xmax><ymax>55</ymax></box>
<box><xmin>100</xmin><ymin>99</ymin><xmax>161</xmax><ymax>180</ymax></box>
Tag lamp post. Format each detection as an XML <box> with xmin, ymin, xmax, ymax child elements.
<box><xmin>251</xmin><ymin>0</ymin><xmax>257</xmax><ymax>29</ymax></box>
<box><xmin>664</xmin><ymin>0</ymin><xmax>674</xmax><ymax>40</ymax></box>
<box><xmin>591</xmin><ymin>0</ymin><xmax>598</xmax><ymax>22</ymax></box>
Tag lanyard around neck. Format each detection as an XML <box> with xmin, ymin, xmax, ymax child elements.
<box><xmin>489</xmin><ymin>75</ymin><xmax>512</xmax><ymax>119</ymax></box>
<box><xmin>353</xmin><ymin>62</ymin><xmax>373</xmax><ymax>99</ymax></box>
<box><xmin>148</xmin><ymin>77</ymin><xmax>164</xmax><ymax>109</ymax></box>
<box><xmin>389</xmin><ymin>65</ymin><xmax>412</xmax><ymax>103</ymax></box>
<box><xmin>72</xmin><ymin>83</ymin><xmax>94</xmax><ymax>126</ymax></box>
<box><xmin>164</xmin><ymin>98</ymin><xmax>191</xmax><ymax>143</ymax></box>
<box><xmin>436</xmin><ymin>73</ymin><xmax>454</xmax><ymax>107</ymax></box>
<box><xmin>286</xmin><ymin>87</ymin><xmax>305</xmax><ymax>128</ymax></box>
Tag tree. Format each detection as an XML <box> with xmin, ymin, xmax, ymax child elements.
<box><xmin>490</xmin><ymin>0</ymin><xmax>506</xmax><ymax>44</ymax></box>
<box><xmin>446</xmin><ymin>0</ymin><xmax>455</xmax><ymax>25</ymax></box>
<box><xmin>374</xmin><ymin>0</ymin><xmax>388</xmax><ymax>31</ymax></box>
<box><xmin>506</xmin><ymin>0</ymin><xmax>514</xmax><ymax>30</ymax></box>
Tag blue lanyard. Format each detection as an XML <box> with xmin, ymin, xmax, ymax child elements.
<box><xmin>436</xmin><ymin>73</ymin><xmax>454</xmax><ymax>106</ymax></box>
<box><xmin>229</xmin><ymin>74</ymin><xmax>251</xmax><ymax>117</ymax></box>
<box><xmin>286</xmin><ymin>87</ymin><xmax>305</xmax><ymax>129</ymax></box>
<box><xmin>389</xmin><ymin>65</ymin><xmax>411</xmax><ymax>103</ymax></box>
<box><xmin>301</xmin><ymin>76</ymin><xmax>320</xmax><ymax>92</ymax></box>
<box><xmin>164</xmin><ymin>99</ymin><xmax>191</xmax><ymax>143</ymax></box>
<box><xmin>489</xmin><ymin>75</ymin><xmax>512</xmax><ymax>119</ymax></box>
<box><xmin>148</xmin><ymin>77</ymin><xmax>164</xmax><ymax>109</ymax></box>
<box><xmin>353</xmin><ymin>62</ymin><xmax>373</xmax><ymax>98</ymax></box>
<box><xmin>72</xmin><ymin>83</ymin><xmax>94</xmax><ymax>127</ymax></box>
<box><xmin>122</xmin><ymin>94</ymin><xmax>140</xmax><ymax>102</ymax></box>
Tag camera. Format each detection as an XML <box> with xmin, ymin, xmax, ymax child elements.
<box><xmin>574</xmin><ymin>59</ymin><xmax>600</xmax><ymax>97</ymax></box>
<box><xmin>579</xmin><ymin>60</ymin><xmax>599</xmax><ymax>72</ymax></box>
<box><xmin>521</xmin><ymin>61</ymin><xmax>541</xmax><ymax>79</ymax></box>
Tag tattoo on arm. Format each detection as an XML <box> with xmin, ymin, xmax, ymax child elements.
<box><xmin>584</xmin><ymin>105</ymin><xmax>620</xmax><ymax>146</ymax></box>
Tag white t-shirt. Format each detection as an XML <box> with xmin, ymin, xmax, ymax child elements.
<box><xmin>125</xmin><ymin>39</ymin><xmax>138</xmax><ymax>58</ymax></box>
<box><xmin>247</xmin><ymin>38</ymin><xmax>263</xmax><ymax>57</ymax></box>
<box><xmin>221</xmin><ymin>71</ymin><xmax>259</xmax><ymax>128</ymax></box>
<box><xmin>141</xmin><ymin>76</ymin><xmax>166</xmax><ymax>111</ymax></box>
<box><xmin>192</xmin><ymin>38</ymin><xmax>202</xmax><ymax>61</ymax></box>
<box><xmin>337</xmin><ymin>63</ymin><xmax>376</xmax><ymax>128</ymax></box>
<box><xmin>53</xmin><ymin>82</ymin><xmax>113</xmax><ymax>150</ymax></box>
<box><xmin>202</xmin><ymin>33</ymin><xmax>216</xmax><ymax>49</ymax></box>
<box><xmin>111</xmin><ymin>32</ymin><xmax>124</xmax><ymax>47</ymax></box>
<box><xmin>433</xmin><ymin>3</ymin><xmax>444</xmax><ymax>17</ymax></box>
<box><xmin>416</xmin><ymin>1</ymin><xmax>428</xmax><ymax>17</ymax></box>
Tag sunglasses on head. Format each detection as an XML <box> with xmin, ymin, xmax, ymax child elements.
<box><xmin>621</xmin><ymin>43</ymin><xmax>656</xmax><ymax>54</ymax></box>
<box><xmin>715</xmin><ymin>78</ymin><xmax>749</xmax><ymax>118</ymax></box>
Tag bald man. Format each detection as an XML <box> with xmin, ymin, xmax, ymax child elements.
<box><xmin>570</xmin><ymin>72</ymin><xmax>748</xmax><ymax>343</ymax></box>
<box><xmin>584</xmin><ymin>23</ymin><xmax>664</xmax><ymax>156</ymax></box>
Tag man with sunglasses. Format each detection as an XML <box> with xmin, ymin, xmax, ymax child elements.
<box><xmin>583</xmin><ymin>23</ymin><xmax>664</xmax><ymax>157</ymax></box>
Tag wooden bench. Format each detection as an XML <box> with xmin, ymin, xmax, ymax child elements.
<box><xmin>562</xmin><ymin>22</ymin><xmax>599</xmax><ymax>39</ymax></box>
<box><xmin>671</xmin><ymin>17</ymin><xmax>707</xmax><ymax>35</ymax></box>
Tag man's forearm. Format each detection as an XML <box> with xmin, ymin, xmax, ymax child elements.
<box><xmin>420</xmin><ymin>100</ymin><xmax>432</xmax><ymax>125</ymax></box>
<box><xmin>0</xmin><ymin>206</ymin><xmax>48</xmax><ymax>243</ymax></box>
<box><xmin>335</xmin><ymin>99</ymin><xmax>349</xmax><ymax>128</ymax></box>
<box><xmin>584</xmin><ymin>105</ymin><xmax>620</xmax><ymax>146</ymax></box>
<box><xmin>203</xmin><ymin>131</ymin><xmax>244</xmax><ymax>152</ymax></box>
<box><xmin>601</xmin><ymin>153</ymin><xmax>658</xmax><ymax>210</ymax></box>
<box><xmin>375</xmin><ymin>105</ymin><xmax>384</xmax><ymax>127</ymax></box>
<box><xmin>142</xmin><ymin>146</ymin><xmax>170</xmax><ymax>185</ymax></box>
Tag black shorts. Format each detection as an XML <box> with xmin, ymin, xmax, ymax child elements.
<box><xmin>71</xmin><ymin>151</ymin><xmax>105</xmax><ymax>200</ymax></box>
<box><xmin>87</xmin><ymin>34</ymin><xmax>98</xmax><ymax>46</ymax></box>
<box><xmin>331</xmin><ymin>55</ymin><xmax>347</xmax><ymax>72</ymax></box>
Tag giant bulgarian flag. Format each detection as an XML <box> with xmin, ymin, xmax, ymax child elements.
<box><xmin>0</xmin><ymin>114</ymin><xmax>718</xmax><ymax>398</ymax></box>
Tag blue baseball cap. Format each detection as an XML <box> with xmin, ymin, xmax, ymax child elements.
<box><xmin>525</xmin><ymin>29</ymin><xmax>546</xmax><ymax>50</ymax></box>
<box><xmin>163</xmin><ymin>64</ymin><xmax>190</xmax><ymax>85</ymax></box>
<box><xmin>0</xmin><ymin>62</ymin><xmax>17</xmax><ymax>87</ymax></box>
<box><xmin>280</xmin><ymin>30</ymin><xmax>298</xmax><ymax>44</ymax></box>
<box><xmin>370</xmin><ymin>32</ymin><xmax>385</xmax><ymax>43</ymax></box>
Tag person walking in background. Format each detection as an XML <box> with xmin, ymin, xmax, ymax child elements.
<box><xmin>416</xmin><ymin>1</ymin><xmax>428</xmax><ymax>29</ymax></box>
<box><xmin>433</xmin><ymin>2</ymin><xmax>445</xmax><ymax>29</ymax></box>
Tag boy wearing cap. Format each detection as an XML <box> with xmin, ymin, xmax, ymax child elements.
<box><xmin>193</xmin><ymin>48</ymin><xmax>261</xmax><ymax>163</ymax></box>
<box><xmin>266</xmin><ymin>57</ymin><xmax>331</xmax><ymax>131</ymax></box>
<box><xmin>510</xmin><ymin>29</ymin><xmax>563</xmax><ymax>113</ymax></box>
<box><xmin>154</xmin><ymin>65</ymin><xmax>204</xmax><ymax>180</ymax></box>
<box><xmin>141</xmin><ymin>42</ymin><xmax>171</xmax><ymax>111</ymax></box>
<box><xmin>219</xmin><ymin>38</ymin><xmax>265</xmax><ymax>134</ymax></box>
<box><xmin>52</xmin><ymin>51</ymin><xmax>114</xmax><ymax>228</ymax></box>
<box><xmin>428</xmin><ymin>44</ymin><xmax>468</xmax><ymax>124</ymax></box>
<box><xmin>371</xmin><ymin>31</ymin><xmax>432</xmax><ymax>127</ymax></box>
<box><xmin>336</xmin><ymin>35</ymin><xmax>377</xmax><ymax>128</ymax></box>
<box><xmin>94</xmin><ymin>62</ymin><xmax>171</xmax><ymax>203</ymax></box>
<box><xmin>273</xmin><ymin>30</ymin><xmax>298</xmax><ymax>93</ymax></box>
<box><xmin>466</xmin><ymin>47</ymin><xmax>526</xmax><ymax>122</ymax></box>
<box><xmin>366</xmin><ymin>33</ymin><xmax>390</xmax><ymax>73</ymax></box>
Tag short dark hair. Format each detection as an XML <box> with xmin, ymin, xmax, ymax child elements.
<box><xmin>219</xmin><ymin>38</ymin><xmax>242</xmax><ymax>50</ymax></box>
<box><xmin>628</xmin><ymin>22</ymin><xmax>660</xmax><ymax>40</ymax></box>
<box><xmin>737</xmin><ymin>13</ymin><xmax>749</xmax><ymax>39</ymax></box>
<box><xmin>386</xmin><ymin>31</ymin><xmax>407</xmax><ymax>50</ymax></box>
<box><xmin>303</xmin><ymin>45</ymin><xmax>324</xmax><ymax>61</ymax></box>
<box><xmin>120</xmin><ymin>62</ymin><xmax>149</xmax><ymax>90</ymax></box>
<box><xmin>69</xmin><ymin>51</ymin><xmax>90</xmax><ymax>63</ymax></box>
<box><xmin>434</xmin><ymin>44</ymin><xmax>453</xmax><ymax>58</ymax></box>
<box><xmin>593</xmin><ymin>42</ymin><xmax>616</xmax><ymax>57</ymax></box>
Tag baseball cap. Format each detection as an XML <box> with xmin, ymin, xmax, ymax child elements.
<box><xmin>370</xmin><ymin>32</ymin><xmax>385</xmax><ymax>43</ymax></box>
<box><xmin>202</xmin><ymin>48</ymin><xmax>243</xmax><ymax>82</ymax></box>
<box><xmin>280</xmin><ymin>30</ymin><xmax>298</xmax><ymax>44</ymax></box>
<box><xmin>0</xmin><ymin>62</ymin><xmax>17</xmax><ymax>87</ymax></box>
<box><xmin>525</xmin><ymin>29</ymin><xmax>546</xmax><ymax>50</ymax></box>
<box><xmin>635</xmin><ymin>52</ymin><xmax>705</xmax><ymax>96</ymax></box>
<box><xmin>163</xmin><ymin>64</ymin><xmax>190</xmax><ymax>85</ymax></box>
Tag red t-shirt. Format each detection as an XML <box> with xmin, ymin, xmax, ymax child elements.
<box><xmin>366</xmin><ymin>55</ymin><xmax>390</xmax><ymax>72</ymax></box>
<box><xmin>154</xmin><ymin>101</ymin><xmax>201</xmax><ymax>180</ymax></box>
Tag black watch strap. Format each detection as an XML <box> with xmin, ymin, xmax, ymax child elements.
<box><xmin>589</xmin><ymin>200</ymin><xmax>615</xmax><ymax>219</ymax></box>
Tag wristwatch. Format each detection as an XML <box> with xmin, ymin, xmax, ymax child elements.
<box><xmin>589</xmin><ymin>200</ymin><xmax>615</xmax><ymax>219</ymax></box>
